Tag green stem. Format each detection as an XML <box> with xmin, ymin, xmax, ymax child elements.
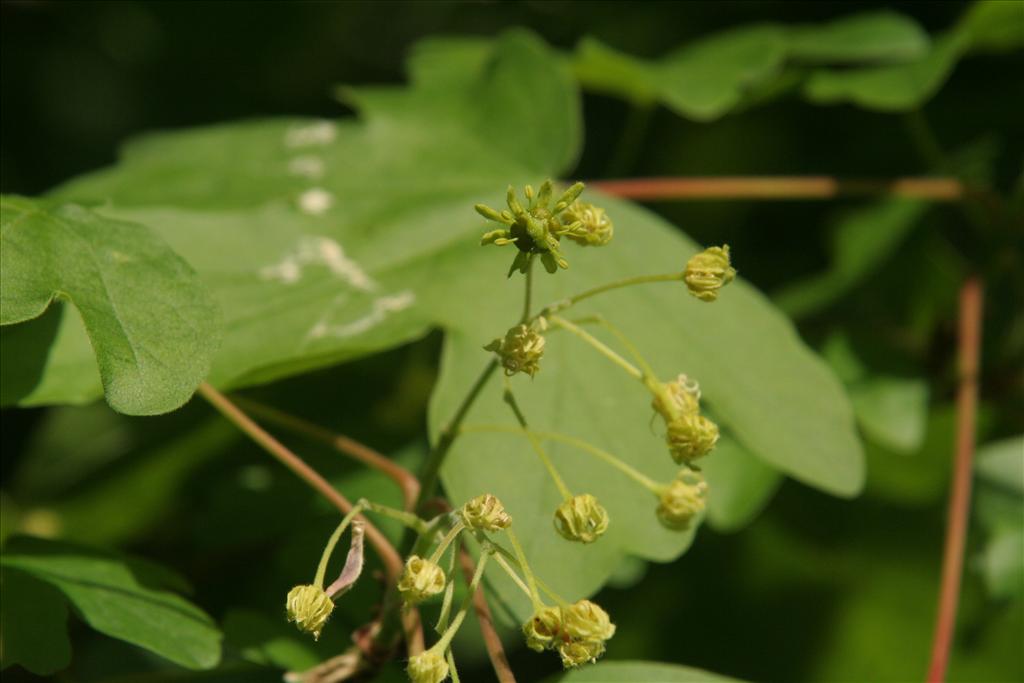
<box><xmin>520</xmin><ymin>255</ymin><xmax>535</xmax><ymax>323</ymax></box>
<box><xmin>489</xmin><ymin>548</ymin><xmax>535</xmax><ymax>601</ymax></box>
<box><xmin>549</xmin><ymin>315</ymin><xmax>643</xmax><ymax>381</ymax></box>
<box><xmin>359</xmin><ymin>499</ymin><xmax>431</xmax><ymax>535</ymax></box>
<box><xmin>415</xmin><ymin>359</ymin><xmax>500</xmax><ymax>514</ymax></box>
<box><xmin>502</xmin><ymin>382</ymin><xmax>573</xmax><ymax>500</ymax></box>
<box><xmin>570</xmin><ymin>314</ymin><xmax>657</xmax><ymax>379</ymax></box>
<box><xmin>434</xmin><ymin>551</ymin><xmax>490</xmax><ymax>651</ymax></box>
<box><xmin>536</xmin><ymin>272</ymin><xmax>683</xmax><ymax>322</ymax></box>
<box><xmin>506</xmin><ymin>529</ymin><xmax>544</xmax><ymax>610</ymax></box>
<box><xmin>461</xmin><ymin>424</ymin><xmax>662</xmax><ymax>494</ymax></box>
<box><xmin>429</xmin><ymin>521</ymin><xmax>466</xmax><ymax>564</ymax></box>
<box><xmin>313</xmin><ymin>503</ymin><xmax>364</xmax><ymax>588</ymax></box>
<box><xmin>447</xmin><ymin>649</ymin><xmax>461</xmax><ymax>683</ymax></box>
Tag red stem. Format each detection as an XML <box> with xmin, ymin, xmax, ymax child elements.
<box><xmin>588</xmin><ymin>176</ymin><xmax>965</xmax><ymax>201</ymax></box>
<box><xmin>926</xmin><ymin>277</ymin><xmax>984</xmax><ymax>683</ymax></box>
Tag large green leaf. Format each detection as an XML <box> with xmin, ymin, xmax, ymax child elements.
<box><xmin>0</xmin><ymin>196</ymin><xmax>220</xmax><ymax>415</ymax></box>
<box><xmin>432</xmin><ymin>196</ymin><xmax>863</xmax><ymax>619</ymax></box>
<box><xmin>44</xmin><ymin>29</ymin><xmax>577</xmax><ymax>395</ymax></box>
<box><xmin>787</xmin><ymin>11</ymin><xmax>930</xmax><ymax>63</ymax></box>
<box><xmin>974</xmin><ymin>436</ymin><xmax>1024</xmax><ymax>599</ymax></box>
<box><xmin>545</xmin><ymin>660</ymin><xmax>744</xmax><ymax>682</ymax></box>
<box><xmin>0</xmin><ymin>537</ymin><xmax>222</xmax><ymax>670</ymax></box>
<box><xmin>700</xmin><ymin>436</ymin><xmax>783</xmax><ymax>533</ymax></box>
<box><xmin>0</xmin><ymin>567</ymin><xmax>72</xmax><ymax>675</ymax></box>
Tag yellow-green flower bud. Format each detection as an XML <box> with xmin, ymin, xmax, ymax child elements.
<box><xmin>461</xmin><ymin>494</ymin><xmax>512</xmax><ymax>531</ymax></box>
<box><xmin>398</xmin><ymin>555</ymin><xmax>446</xmax><ymax>604</ymax></box>
<box><xmin>557</xmin><ymin>639</ymin><xmax>606</xmax><ymax>668</ymax></box>
<box><xmin>651</xmin><ymin>374</ymin><xmax>701</xmax><ymax>423</ymax></box>
<box><xmin>561</xmin><ymin>201</ymin><xmax>613</xmax><ymax>247</ymax></box>
<box><xmin>286</xmin><ymin>584</ymin><xmax>334</xmax><ymax>640</ymax></box>
<box><xmin>666</xmin><ymin>413</ymin><xmax>719</xmax><ymax>464</ymax></box>
<box><xmin>522</xmin><ymin>605</ymin><xmax>563</xmax><ymax>652</ymax></box>
<box><xmin>563</xmin><ymin>600</ymin><xmax>616</xmax><ymax>642</ymax></box>
<box><xmin>484</xmin><ymin>324</ymin><xmax>545</xmax><ymax>377</ymax></box>
<box><xmin>684</xmin><ymin>245</ymin><xmax>736</xmax><ymax>302</ymax></box>
<box><xmin>657</xmin><ymin>471</ymin><xmax>708</xmax><ymax>530</ymax></box>
<box><xmin>554</xmin><ymin>494</ymin><xmax>609</xmax><ymax>544</ymax></box>
<box><xmin>407</xmin><ymin>649</ymin><xmax>450</xmax><ymax>683</ymax></box>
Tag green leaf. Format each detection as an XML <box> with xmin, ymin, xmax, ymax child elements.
<box><xmin>0</xmin><ymin>537</ymin><xmax>222</xmax><ymax>670</ymax></box>
<box><xmin>572</xmin><ymin>37</ymin><xmax>660</xmax><ymax>105</ymax></box>
<box><xmin>803</xmin><ymin>31</ymin><xmax>968</xmax><ymax>111</ymax></box>
<box><xmin>47</xmin><ymin>29</ymin><xmax>578</xmax><ymax>395</ymax></box>
<box><xmin>850</xmin><ymin>377</ymin><xmax>929</xmax><ymax>453</ymax></box>
<box><xmin>958</xmin><ymin>0</ymin><xmax>1024</xmax><ymax>54</ymax></box>
<box><xmin>774</xmin><ymin>200</ymin><xmax>927</xmax><ymax>319</ymax></box>
<box><xmin>544</xmin><ymin>660</ymin><xmax>744</xmax><ymax>682</ymax></box>
<box><xmin>432</xmin><ymin>197</ymin><xmax>863</xmax><ymax>619</ymax></box>
<box><xmin>701</xmin><ymin>436</ymin><xmax>783</xmax><ymax>533</ymax></box>
<box><xmin>974</xmin><ymin>436</ymin><xmax>1024</xmax><ymax>598</ymax></box>
<box><xmin>975</xmin><ymin>435</ymin><xmax>1024</xmax><ymax>495</ymax></box>
<box><xmin>787</xmin><ymin>11</ymin><xmax>930</xmax><ymax>64</ymax></box>
<box><xmin>0</xmin><ymin>567</ymin><xmax>72</xmax><ymax>675</ymax></box>
<box><xmin>222</xmin><ymin>609</ymin><xmax>320</xmax><ymax>672</ymax></box>
<box><xmin>0</xmin><ymin>196</ymin><xmax>220</xmax><ymax>415</ymax></box>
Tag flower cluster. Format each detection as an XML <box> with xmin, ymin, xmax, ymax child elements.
<box><xmin>461</xmin><ymin>493</ymin><xmax>512</xmax><ymax>531</ymax></box>
<box><xmin>554</xmin><ymin>494</ymin><xmax>610</xmax><ymax>544</ymax></box>
<box><xmin>656</xmin><ymin>469</ymin><xmax>708</xmax><ymax>530</ymax></box>
<box><xmin>285</xmin><ymin>584</ymin><xmax>334</xmax><ymax>640</ymax></box>
<box><xmin>684</xmin><ymin>245</ymin><xmax>736</xmax><ymax>302</ymax></box>
<box><xmin>398</xmin><ymin>555</ymin><xmax>447</xmax><ymax>604</ymax></box>
<box><xmin>477</xmin><ymin>180</ymin><xmax>611</xmax><ymax>275</ymax></box>
<box><xmin>523</xmin><ymin>599</ymin><xmax>616</xmax><ymax>668</ymax></box>
<box><xmin>407</xmin><ymin>650</ymin><xmax>449</xmax><ymax>683</ymax></box>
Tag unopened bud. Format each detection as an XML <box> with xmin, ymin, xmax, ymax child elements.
<box><xmin>666</xmin><ymin>413</ymin><xmax>719</xmax><ymax>464</ymax></box>
<box><xmin>684</xmin><ymin>245</ymin><xmax>736</xmax><ymax>302</ymax></box>
<box><xmin>522</xmin><ymin>605</ymin><xmax>563</xmax><ymax>652</ymax></box>
<box><xmin>657</xmin><ymin>470</ymin><xmax>708</xmax><ymax>530</ymax></box>
<box><xmin>563</xmin><ymin>600</ymin><xmax>616</xmax><ymax>642</ymax></box>
<box><xmin>484</xmin><ymin>324</ymin><xmax>545</xmax><ymax>377</ymax></box>
<box><xmin>461</xmin><ymin>494</ymin><xmax>512</xmax><ymax>531</ymax></box>
<box><xmin>558</xmin><ymin>639</ymin><xmax>606</xmax><ymax>668</ymax></box>
<box><xmin>554</xmin><ymin>494</ymin><xmax>609</xmax><ymax>544</ymax></box>
<box><xmin>398</xmin><ymin>555</ymin><xmax>446</xmax><ymax>604</ymax></box>
<box><xmin>286</xmin><ymin>584</ymin><xmax>334</xmax><ymax>640</ymax></box>
<box><xmin>407</xmin><ymin>649</ymin><xmax>450</xmax><ymax>683</ymax></box>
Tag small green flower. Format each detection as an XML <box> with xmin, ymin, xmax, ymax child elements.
<box><xmin>684</xmin><ymin>245</ymin><xmax>736</xmax><ymax>302</ymax></box>
<box><xmin>523</xmin><ymin>605</ymin><xmax>563</xmax><ymax>652</ymax></box>
<box><xmin>561</xmin><ymin>201</ymin><xmax>613</xmax><ymax>247</ymax></box>
<box><xmin>407</xmin><ymin>649</ymin><xmax>450</xmax><ymax>683</ymax></box>
<box><xmin>461</xmin><ymin>494</ymin><xmax>512</xmax><ymax>531</ymax></box>
<box><xmin>286</xmin><ymin>584</ymin><xmax>334</xmax><ymax>640</ymax></box>
<box><xmin>398</xmin><ymin>555</ymin><xmax>446</xmax><ymax>604</ymax></box>
<box><xmin>656</xmin><ymin>470</ymin><xmax>708</xmax><ymax>530</ymax></box>
<box><xmin>651</xmin><ymin>374</ymin><xmax>701</xmax><ymax>424</ymax></box>
<box><xmin>476</xmin><ymin>180</ymin><xmax>589</xmax><ymax>275</ymax></box>
<box><xmin>554</xmin><ymin>494</ymin><xmax>609</xmax><ymax>544</ymax></box>
<box><xmin>666</xmin><ymin>412</ymin><xmax>719</xmax><ymax>464</ymax></box>
<box><xmin>484</xmin><ymin>323</ymin><xmax>546</xmax><ymax>377</ymax></box>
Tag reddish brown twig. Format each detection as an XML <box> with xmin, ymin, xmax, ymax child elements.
<box><xmin>196</xmin><ymin>382</ymin><xmax>424</xmax><ymax>655</ymax></box>
<box><xmin>926</xmin><ymin>278</ymin><xmax>984</xmax><ymax>683</ymax></box>
<box><xmin>459</xmin><ymin>546</ymin><xmax>516</xmax><ymax>683</ymax></box>
<box><xmin>587</xmin><ymin>176</ymin><xmax>965</xmax><ymax>201</ymax></box>
<box><xmin>231</xmin><ymin>395</ymin><xmax>421</xmax><ymax>510</ymax></box>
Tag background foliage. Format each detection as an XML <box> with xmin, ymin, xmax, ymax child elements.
<box><xmin>1</xmin><ymin>2</ymin><xmax>1022</xmax><ymax>682</ymax></box>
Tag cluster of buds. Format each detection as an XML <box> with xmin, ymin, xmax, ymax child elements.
<box><xmin>656</xmin><ymin>469</ymin><xmax>708</xmax><ymax>530</ymax></box>
<box><xmin>485</xmin><ymin>321</ymin><xmax>547</xmax><ymax>377</ymax></box>
<box><xmin>651</xmin><ymin>374</ymin><xmax>719</xmax><ymax>465</ymax></box>
<box><xmin>523</xmin><ymin>599</ymin><xmax>616</xmax><ymax>668</ymax></box>
<box><xmin>398</xmin><ymin>555</ymin><xmax>447</xmax><ymax>604</ymax></box>
<box><xmin>477</xmin><ymin>180</ymin><xmax>612</xmax><ymax>275</ymax></box>
<box><xmin>554</xmin><ymin>494</ymin><xmax>609</xmax><ymax>544</ymax></box>
<box><xmin>683</xmin><ymin>245</ymin><xmax>736</xmax><ymax>302</ymax></box>
<box><xmin>461</xmin><ymin>493</ymin><xmax>512</xmax><ymax>531</ymax></box>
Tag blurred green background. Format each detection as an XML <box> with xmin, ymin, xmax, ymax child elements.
<box><xmin>1</xmin><ymin>2</ymin><xmax>1022</xmax><ymax>682</ymax></box>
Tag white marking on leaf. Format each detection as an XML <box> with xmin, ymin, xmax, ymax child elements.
<box><xmin>288</xmin><ymin>155</ymin><xmax>325</xmax><ymax>179</ymax></box>
<box><xmin>306</xmin><ymin>290</ymin><xmax>416</xmax><ymax>340</ymax></box>
<box><xmin>259</xmin><ymin>237</ymin><xmax>376</xmax><ymax>291</ymax></box>
<box><xmin>285</xmin><ymin>121</ymin><xmax>337</xmax><ymax>148</ymax></box>
<box><xmin>298</xmin><ymin>188</ymin><xmax>334</xmax><ymax>215</ymax></box>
